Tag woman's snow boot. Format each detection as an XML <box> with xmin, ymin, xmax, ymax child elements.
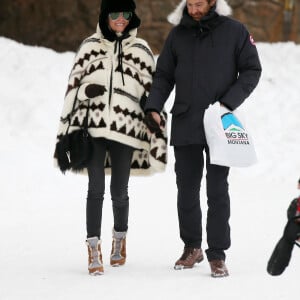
<box><xmin>110</xmin><ymin>229</ymin><xmax>127</xmax><ymax>266</ymax></box>
<box><xmin>86</xmin><ymin>237</ymin><xmax>104</xmax><ymax>275</ymax></box>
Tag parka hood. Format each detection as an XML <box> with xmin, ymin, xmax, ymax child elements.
<box><xmin>168</xmin><ymin>0</ymin><xmax>232</xmax><ymax>26</ymax></box>
<box><xmin>99</xmin><ymin>0</ymin><xmax>141</xmax><ymax>42</ymax></box>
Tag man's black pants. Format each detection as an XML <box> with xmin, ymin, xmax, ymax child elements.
<box><xmin>86</xmin><ymin>138</ymin><xmax>134</xmax><ymax>238</ymax></box>
<box><xmin>174</xmin><ymin>144</ymin><xmax>231</xmax><ymax>261</ymax></box>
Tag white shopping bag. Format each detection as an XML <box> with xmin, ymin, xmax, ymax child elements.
<box><xmin>203</xmin><ymin>102</ymin><xmax>257</xmax><ymax>167</ymax></box>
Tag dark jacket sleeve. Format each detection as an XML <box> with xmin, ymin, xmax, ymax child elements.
<box><xmin>220</xmin><ymin>25</ymin><xmax>262</xmax><ymax>110</ymax></box>
<box><xmin>287</xmin><ymin>198</ymin><xmax>298</xmax><ymax>219</ymax></box>
<box><xmin>144</xmin><ymin>29</ymin><xmax>176</xmax><ymax>113</ymax></box>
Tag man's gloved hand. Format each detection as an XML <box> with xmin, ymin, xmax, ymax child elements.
<box><xmin>144</xmin><ymin>111</ymin><xmax>161</xmax><ymax>133</ymax></box>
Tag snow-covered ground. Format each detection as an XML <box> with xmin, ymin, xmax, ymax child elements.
<box><xmin>0</xmin><ymin>37</ymin><xmax>299</xmax><ymax>300</ymax></box>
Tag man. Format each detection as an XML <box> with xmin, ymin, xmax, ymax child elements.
<box><xmin>144</xmin><ymin>0</ymin><xmax>261</xmax><ymax>277</ymax></box>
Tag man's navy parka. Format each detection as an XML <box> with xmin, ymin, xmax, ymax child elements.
<box><xmin>144</xmin><ymin>7</ymin><xmax>262</xmax><ymax>145</ymax></box>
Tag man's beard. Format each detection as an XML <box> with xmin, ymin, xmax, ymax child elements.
<box><xmin>191</xmin><ymin>13</ymin><xmax>205</xmax><ymax>21</ymax></box>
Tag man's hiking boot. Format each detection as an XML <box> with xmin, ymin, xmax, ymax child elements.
<box><xmin>209</xmin><ymin>260</ymin><xmax>229</xmax><ymax>278</ymax></box>
<box><xmin>174</xmin><ymin>247</ymin><xmax>204</xmax><ymax>270</ymax></box>
<box><xmin>86</xmin><ymin>237</ymin><xmax>104</xmax><ymax>275</ymax></box>
<box><xmin>110</xmin><ymin>229</ymin><xmax>127</xmax><ymax>266</ymax></box>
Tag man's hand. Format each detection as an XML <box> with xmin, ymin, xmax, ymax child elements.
<box><xmin>144</xmin><ymin>111</ymin><xmax>162</xmax><ymax>133</ymax></box>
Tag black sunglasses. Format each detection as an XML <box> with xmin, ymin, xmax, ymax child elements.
<box><xmin>109</xmin><ymin>12</ymin><xmax>133</xmax><ymax>21</ymax></box>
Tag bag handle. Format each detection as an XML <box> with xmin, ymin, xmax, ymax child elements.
<box><xmin>65</xmin><ymin>88</ymin><xmax>79</xmax><ymax>135</ymax></box>
<box><xmin>82</xmin><ymin>99</ymin><xmax>90</xmax><ymax>136</ymax></box>
<box><xmin>65</xmin><ymin>87</ymin><xmax>90</xmax><ymax>135</ymax></box>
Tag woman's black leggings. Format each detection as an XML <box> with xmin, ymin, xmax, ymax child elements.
<box><xmin>86</xmin><ymin>138</ymin><xmax>134</xmax><ymax>238</ymax></box>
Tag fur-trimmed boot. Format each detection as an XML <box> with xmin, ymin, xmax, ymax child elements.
<box><xmin>86</xmin><ymin>237</ymin><xmax>104</xmax><ymax>275</ymax></box>
<box><xmin>110</xmin><ymin>229</ymin><xmax>127</xmax><ymax>266</ymax></box>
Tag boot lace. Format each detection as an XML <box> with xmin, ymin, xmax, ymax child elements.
<box><xmin>88</xmin><ymin>244</ymin><xmax>101</xmax><ymax>265</ymax></box>
<box><xmin>91</xmin><ymin>247</ymin><xmax>99</xmax><ymax>262</ymax></box>
<box><xmin>112</xmin><ymin>238</ymin><xmax>123</xmax><ymax>256</ymax></box>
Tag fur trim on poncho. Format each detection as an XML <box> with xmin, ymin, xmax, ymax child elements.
<box><xmin>168</xmin><ymin>0</ymin><xmax>232</xmax><ymax>25</ymax></box>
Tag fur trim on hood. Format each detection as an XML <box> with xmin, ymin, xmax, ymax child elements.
<box><xmin>168</xmin><ymin>0</ymin><xmax>232</xmax><ymax>25</ymax></box>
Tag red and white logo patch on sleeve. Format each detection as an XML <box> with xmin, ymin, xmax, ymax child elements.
<box><xmin>250</xmin><ymin>35</ymin><xmax>256</xmax><ymax>45</ymax></box>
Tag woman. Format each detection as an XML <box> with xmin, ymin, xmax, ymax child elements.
<box><xmin>54</xmin><ymin>0</ymin><xmax>167</xmax><ymax>275</ymax></box>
